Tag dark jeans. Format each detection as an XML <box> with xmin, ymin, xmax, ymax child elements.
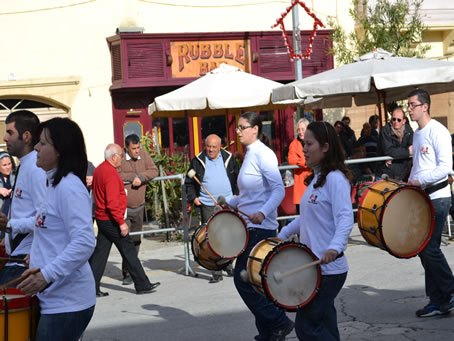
<box><xmin>122</xmin><ymin>206</ymin><xmax>145</xmax><ymax>277</ymax></box>
<box><xmin>419</xmin><ymin>197</ymin><xmax>454</xmax><ymax>305</ymax></box>
<box><xmin>0</xmin><ymin>265</ymin><xmax>26</xmax><ymax>286</ymax></box>
<box><xmin>233</xmin><ymin>228</ymin><xmax>290</xmax><ymax>339</ymax></box>
<box><xmin>90</xmin><ymin>219</ymin><xmax>151</xmax><ymax>292</ymax></box>
<box><xmin>295</xmin><ymin>273</ymin><xmax>347</xmax><ymax>341</ymax></box>
<box><xmin>36</xmin><ymin>305</ymin><xmax>95</xmax><ymax>341</ymax></box>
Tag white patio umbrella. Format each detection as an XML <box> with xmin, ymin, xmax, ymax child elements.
<box><xmin>148</xmin><ymin>63</ymin><xmax>294</xmax><ymax>118</ymax></box>
<box><xmin>272</xmin><ymin>48</ymin><xmax>454</xmax><ymax>110</ymax></box>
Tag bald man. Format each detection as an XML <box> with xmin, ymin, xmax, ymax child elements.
<box><xmin>185</xmin><ymin>134</ymin><xmax>239</xmax><ymax>282</ymax></box>
<box><xmin>89</xmin><ymin>144</ymin><xmax>160</xmax><ymax>296</ymax></box>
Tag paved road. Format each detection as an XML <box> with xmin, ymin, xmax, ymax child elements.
<box><xmin>82</xmin><ymin>224</ymin><xmax>454</xmax><ymax>341</ymax></box>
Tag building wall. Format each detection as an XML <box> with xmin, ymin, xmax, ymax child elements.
<box><xmin>0</xmin><ymin>0</ymin><xmax>352</xmax><ymax>165</ymax></box>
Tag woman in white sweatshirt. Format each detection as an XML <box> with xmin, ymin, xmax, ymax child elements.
<box><xmin>279</xmin><ymin>121</ymin><xmax>353</xmax><ymax>341</ymax></box>
<box><xmin>18</xmin><ymin>117</ymin><xmax>96</xmax><ymax>341</ymax></box>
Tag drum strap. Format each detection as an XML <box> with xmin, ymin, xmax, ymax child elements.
<box><xmin>424</xmin><ymin>179</ymin><xmax>449</xmax><ymax>195</ymax></box>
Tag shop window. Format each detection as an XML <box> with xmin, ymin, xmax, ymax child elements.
<box><xmin>123</xmin><ymin>121</ymin><xmax>143</xmax><ymax>145</ymax></box>
<box><xmin>259</xmin><ymin>110</ymin><xmax>276</xmax><ymax>151</ymax></box>
<box><xmin>173</xmin><ymin>117</ymin><xmax>189</xmax><ymax>154</ymax></box>
<box><xmin>152</xmin><ymin>118</ymin><xmax>170</xmax><ymax>149</ymax></box>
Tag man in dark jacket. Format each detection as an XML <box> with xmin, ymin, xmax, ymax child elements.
<box><xmin>376</xmin><ymin>107</ymin><xmax>414</xmax><ymax>180</ymax></box>
<box><xmin>185</xmin><ymin>134</ymin><xmax>239</xmax><ymax>283</ymax></box>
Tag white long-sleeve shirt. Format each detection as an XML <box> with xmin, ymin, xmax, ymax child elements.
<box><xmin>279</xmin><ymin>170</ymin><xmax>353</xmax><ymax>275</ymax></box>
<box><xmin>31</xmin><ymin>171</ymin><xmax>96</xmax><ymax>314</ymax></box>
<box><xmin>409</xmin><ymin>119</ymin><xmax>452</xmax><ymax>200</ymax></box>
<box><xmin>6</xmin><ymin>151</ymin><xmax>46</xmax><ymax>258</ymax></box>
<box><xmin>229</xmin><ymin>140</ymin><xmax>284</xmax><ymax>230</ymax></box>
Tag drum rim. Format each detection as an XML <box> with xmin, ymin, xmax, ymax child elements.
<box><xmin>261</xmin><ymin>239</ymin><xmax>322</xmax><ymax>312</ymax></box>
<box><xmin>0</xmin><ymin>288</ymin><xmax>37</xmax><ymax>311</ymax></box>
<box><xmin>357</xmin><ymin>180</ymin><xmax>435</xmax><ymax>258</ymax></box>
<box><xmin>205</xmin><ymin>209</ymin><xmax>249</xmax><ymax>259</ymax></box>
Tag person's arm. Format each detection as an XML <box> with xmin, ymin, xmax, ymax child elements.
<box><xmin>184</xmin><ymin>158</ymin><xmax>199</xmax><ymax>204</ymax></box>
<box><xmin>257</xmin><ymin>149</ymin><xmax>285</xmax><ymax>219</ymax></box>
<box><xmin>136</xmin><ymin>151</ymin><xmax>159</xmax><ymax>183</ymax></box>
<box><xmin>278</xmin><ymin>217</ymin><xmax>300</xmax><ymax>240</ymax></box>
<box><xmin>39</xmin><ymin>181</ymin><xmax>95</xmax><ymax>284</ymax></box>
<box><xmin>327</xmin><ymin>173</ymin><xmax>354</xmax><ymax>255</ymax></box>
<box><xmin>10</xmin><ymin>167</ymin><xmax>47</xmax><ymax>233</ymax></box>
<box><xmin>105</xmin><ymin>175</ymin><xmax>126</xmax><ymax>225</ymax></box>
<box><xmin>228</xmin><ymin>154</ymin><xmax>240</xmax><ymax>196</ymax></box>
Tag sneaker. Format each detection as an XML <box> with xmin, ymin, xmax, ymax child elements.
<box><xmin>415</xmin><ymin>304</ymin><xmax>442</xmax><ymax>317</ymax></box>
<box><xmin>440</xmin><ymin>296</ymin><xmax>454</xmax><ymax>314</ymax></box>
<box><xmin>269</xmin><ymin>320</ymin><xmax>294</xmax><ymax>341</ymax></box>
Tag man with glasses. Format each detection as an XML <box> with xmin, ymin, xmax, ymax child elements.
<box><xmin>376</xmin><ymin>106</ymin><xmax>413</xmax><ymax>180</ymax></box>
<box><xmin>89</xmin><ymin>144</ymin><xmax>160</xmax><ymax>296</ymax></box>
<box><xmin>406</xmin><ymin>89</ymin><xmax>454</xmax><ymax>317</ymax></box>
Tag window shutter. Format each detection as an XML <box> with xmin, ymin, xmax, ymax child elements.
<box><xmin>111</xmin><ymin>44</ymin><xmax>122</xmax><ymax>81</ymax></box>
<box><xmin>127</xmin><ymin>42</ymin><xmax>165</xmax><ymax>79</ymax></box>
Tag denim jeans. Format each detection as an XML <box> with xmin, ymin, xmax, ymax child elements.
<box><xmin>419</xmin><ymin>197</ymin><xmax>454</xmax><ymax>305</ymax></box>
<box><xmin>233</xmin><ymin>228</ymin><xmax>291</xmax><ymax>340</ymax></box>
<box><xmin>295</xmin><ymin>272</ymin><xmax>347</xmax><ymax>341</ymax></box>
<box><xmin>36</xmin><ymin>305</ymin><xmax>95</xmax><ymax>341</ymax></box>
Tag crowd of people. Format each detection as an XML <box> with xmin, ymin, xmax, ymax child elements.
<box><xmin>0</xmin><ymin>88</ymin><xmax>453</xmax><ymax>340</ymax></box>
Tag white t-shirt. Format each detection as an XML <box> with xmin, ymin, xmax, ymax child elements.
<box><xmin>409</xmin><ymin>119</ymin><xmax>452</xmax><ymax>200</ymax></box>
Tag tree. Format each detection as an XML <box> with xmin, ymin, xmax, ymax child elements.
<box><xmin>328</xmin><ymin>0</ymin><xmax>430</xmax><ymax>64</ymax></box>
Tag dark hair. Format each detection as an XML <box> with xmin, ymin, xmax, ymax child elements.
<box><xmin>334</xmin><ymin>120</ymin><xmax>344</xmax><ymax>128</ymax></box>
<box><xmin>37</xmin><ymin>118</ymin><xmax>88</xmax><ymax>188</ymax></box>
<box><xmin>408</xmin><ymin>88</ymin><xmax>431</xmax><ymax>114</ymax></box>
<box><xmin>304</xmin><ymin>121</ymin><xmax>352</xmax><ymax>188</ymax></box>
<box><xmin>125</xmin><ymin>134</ymin><xmax>140</xmax><ymax>147</ymax></box>
<box><xmin>240</xmin><ymin>111</ymin><xmax>271</xmax><ymax>147</ymax></box>
<box><xmin>341</xmin><ymin>116</ymin><xmax>350</xmax><ymax>123</ymax></box>
<box><xmin>369</xmin><ymin>114</ymin><xmax>379</xmax><ymax>125</ymax></box>
<box><xmin>5</xmin><ymin>110</ymin><xmax>40</xmax><ymax>146</ymax></box>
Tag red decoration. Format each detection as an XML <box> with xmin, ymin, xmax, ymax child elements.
<box><xmin>271</xmin><ymin>0</ymin><xmax>325</xmax><ymax>60</ymax></box>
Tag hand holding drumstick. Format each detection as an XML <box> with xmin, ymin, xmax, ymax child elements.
<box><xmin>16</xmin><ymin>268</ymin><xmax>48</xmax><ymax>296</ymax></box>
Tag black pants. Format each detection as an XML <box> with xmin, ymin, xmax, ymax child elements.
<box><xmin>122</xmin><ymin>206</ymin><xmax>144</xmax><ymax>277</ymax></box>
<box><xmin>89</xmin><ymin>219</ymin><xmax>151</xmax><ymax>292</ymax></box>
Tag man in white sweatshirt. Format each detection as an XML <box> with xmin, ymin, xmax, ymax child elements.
<box><xmin>407</xmin><ymin>89</ymin><xmax>454</xmax><ymax>317</ymax></box>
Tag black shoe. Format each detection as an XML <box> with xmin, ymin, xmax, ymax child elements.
<box><xmin>122</xmin><ymin>275</ymin><xmax>133</xmax><ymax>285</ymax></box>
<box><xmin>269</xmin><ymin>320</ymin><xmax>294</xmax><ymax>341</ymax></box>
<box><xmin>96</xmin><ymin>291</ymin><xmax>109</xmax><ymax>298</ymax></box>
<box><xmin>136</xmin><ymin>282</ymin><xmax>160</xmax><ymax>295</ymax></box>
<box><xmin>209</xmin><ymin>275</ymin><xmax>223</xmax><ymax>283</ymax></box>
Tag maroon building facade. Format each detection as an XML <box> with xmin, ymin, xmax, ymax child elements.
<box><xmin>107</xmin><ymin>30</ymin><xmax>333</xmax><ymax>162</ymax></box>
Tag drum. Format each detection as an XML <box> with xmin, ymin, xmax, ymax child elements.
<box><xmin>0</xmin><ymin>288</ymin><xmax>38</xmax><ymax>341</ymax></box>
<box><xmin>247</xmin><ymin>238</ymin><xmax>321</xmax><ymax>312</ymax></box>
<box><xmin>358</xmin><ymin>179</ymin><xmax>435</xmax><ymax>258</ymax></box>
<box><xmin>192</xmin><ymin>210</ymin><xmax>248</xmax><ymax>271</ymax></box>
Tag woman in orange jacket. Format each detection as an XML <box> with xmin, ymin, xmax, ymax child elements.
<box><xmin>288</xmin><ymin>118</ymin><xmax>311</xmax><ymax>213</ymax></box>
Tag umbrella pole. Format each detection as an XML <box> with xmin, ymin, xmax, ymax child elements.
<box><xmin>376</xmin><ymin>90</ymin><xmax>384</xmax><ymax>130</ymax></box>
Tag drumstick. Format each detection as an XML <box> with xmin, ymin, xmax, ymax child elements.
<box><xmin>187</xmin><ymin>169</ymin><xmax>218</xmax><ymax>205</ymax></box>
<box><xmin>0</xmin><ymin>268</ymin><xmax>40</xmax><ymax>290</ymax></box>
<box><xmin>216</xmin><ymin>196</ymin><xmax>252</xmax><ymax>220</ymax></box>
<box><xmin>0</xmin><ymin>257</ymin><xmax>27</xmax><ymax>264</ymax></box>
<box><xmin>273</xmin><ymin>260</ymin><xmax>321</xmax><ymax>282</ymax></box>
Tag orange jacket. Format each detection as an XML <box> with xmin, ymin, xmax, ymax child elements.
<box><xmin>288</xmin><ymin>139</ymin><xmax>311</xmax><ymax>205</ymax></box>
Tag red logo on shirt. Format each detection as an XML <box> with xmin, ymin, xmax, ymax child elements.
<box><xmin>15</xmin><ymin>187</ymin><xmax>23</xmax><ymax>199</ymax></box>
<box><xmin>420</xmin><ymin>146</ymin><xmax>429</xmax><ymax>155</ymax></box>
<box><xmin>35</xmin><ymin>214</ymin><xmax>47</xmax><ymax>229</ymax></box>
<box><xmin>308</xmin><ymin>194</ymin><xmax>318</xmax><ymax>204</ymax></box>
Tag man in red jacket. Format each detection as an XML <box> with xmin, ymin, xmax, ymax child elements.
<box><xmin>89</xmin><ymin>143</ymin><xmax>160</xmax><ymax>296</ymax></box>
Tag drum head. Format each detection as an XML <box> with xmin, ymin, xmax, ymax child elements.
<box><xmin>207</xmin><ymin>211</ymin><xmax>247</xmax><ymax>258</ymax></box>
<box><xmin>264</xmin><ymin>244</ymin><xmax>320</xmax><ymax>310</ymax></box>
<box><xmin>381</xmin><ymin>187</ymin><xmax>433</xmax><ymax>257</ymax></box>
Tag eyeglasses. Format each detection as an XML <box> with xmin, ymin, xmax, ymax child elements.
<box><xmin>391</xmin><ymin>118</ymin><xmax>402</xmax><ymax>122</ymax></box>
<box><xmin>236</xmin><ymin>125</ymin><xmax>252</xmax><ymax>133</ymax></box>
<box><xmin>408</xmin><ymin>102</ymin><xmax>423</xmax><ymax>109</ymax></box>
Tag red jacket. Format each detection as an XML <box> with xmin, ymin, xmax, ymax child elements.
<box><xmin>93</xmin><ymin>160</ymin><xmax>127</xmax><ymax>225</ymax></box>
<box><xmin>288</xmin><ymin>138</ymin><xmax>312</xmax><ymax>205</ymax></box>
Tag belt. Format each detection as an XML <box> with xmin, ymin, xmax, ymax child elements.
<box><xmin>424</xmin><ymin>179</ymin><xmax>449</xmax><ymax>195</ymax></box>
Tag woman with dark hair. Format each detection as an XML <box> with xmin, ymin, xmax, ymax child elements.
<box><xmin>229</xmin><ymin>111</ymin><xmax>294</xmax><ymax>340</ymax></box>
<box><xmin>0</xmin><ymin>152</ymin><xmax>16</xmax><ymax>215</ymax></box>
<box><xmin>17</xmin><ymin>117</ymin><xmax>96</xmax><ymax>341</ymax></box>
<box><xmin>279</xmin><ymin>121</ymin><xmax>353</xmax><ymax>340</ymax></box>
